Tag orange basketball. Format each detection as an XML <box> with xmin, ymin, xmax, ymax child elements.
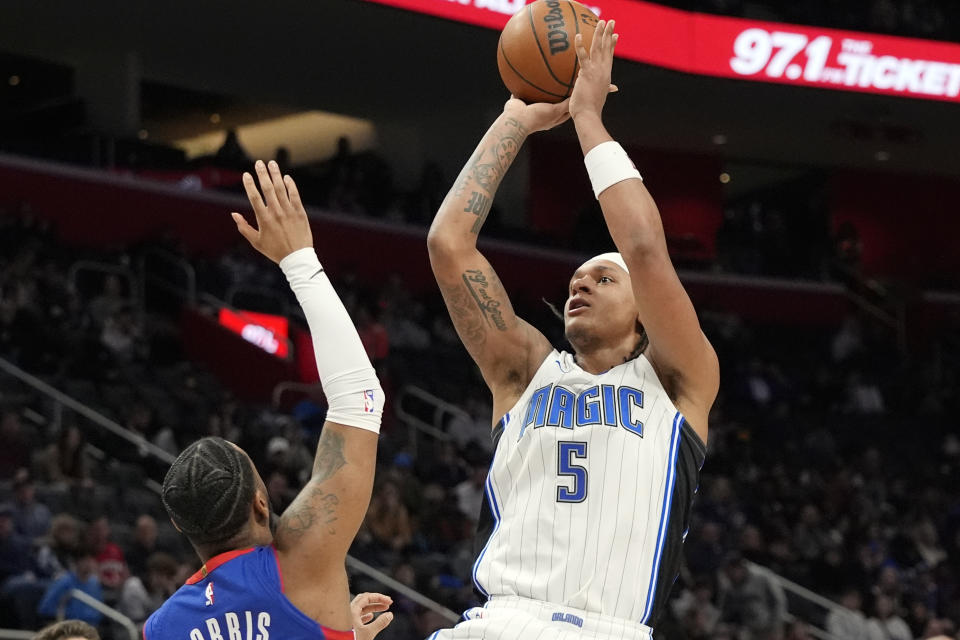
<box><xmin>497</xmin><ymin>0</ymin><xmax>600</xmax><ymax>104</ymax></box>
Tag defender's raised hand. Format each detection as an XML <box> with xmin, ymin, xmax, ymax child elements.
<box><xmin>231</xmin><ymin>160</ymin><xmax>313</xmax><ymax>264</ymax></box>
<box><xmin>570</xmin><ymin>19</ymin><xmax>619</xmax><ymax>120</ymax></box>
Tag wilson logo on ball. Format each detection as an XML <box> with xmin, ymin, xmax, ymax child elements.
<box><xmin>543</xmin><ymin>1</ymin><xmax>570</xmax><ymax>55</ymax></box>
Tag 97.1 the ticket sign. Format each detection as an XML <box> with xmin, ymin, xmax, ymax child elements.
<box><xmin>363</xmin><ymin>0</ymin><xmax>960</xmax><ymax>103</ymax></box>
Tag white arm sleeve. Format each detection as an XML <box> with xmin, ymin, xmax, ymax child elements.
<box><xmin>280</xmin><ymin>248</ymin><xmax>383</xmax><ymax>433</ymax></box>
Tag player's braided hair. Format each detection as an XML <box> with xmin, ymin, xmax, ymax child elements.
<box><xmin>161</xmin><ymin>437</ymin><xmax>256</xmax><ymax>545</ymax></box>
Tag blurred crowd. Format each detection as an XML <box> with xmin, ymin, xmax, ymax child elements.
<box><xmin>1</xmin><ymin>210</ymin><xmax>959</xmax><ymax>640</ymax></box>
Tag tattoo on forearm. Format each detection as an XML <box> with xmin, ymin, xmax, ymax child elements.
<box><xmin>464</xmin><ymin>191</ymin><xmax>493</xmax><ymax>233</ymax></box>
<box><xmin>463</xmin><ymin>269</ymin><xmax>509</xmax><ymax>331</ymax></box>
<box><xmin>444</xmin><ymin>117</ymin><xmax>528</xmax><ymax>234</ymax></box>
<box><xmin>439</xmin><ymin>282</ymin><xmax>487</xmax><ymax>350</ymax></box>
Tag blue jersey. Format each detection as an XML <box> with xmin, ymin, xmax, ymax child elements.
<box><xmin>144</xmin><ymin>546</ymin><xmax>355</xmax><ymax>640</ymax></box>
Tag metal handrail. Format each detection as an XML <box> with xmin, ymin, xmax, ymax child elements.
<box><xmin>58</xmin><ymin>589</ymin><xmax>138</xmax><ymax>640</ymax></box>
<box><xmin>0</xmin><ymin>630</ymin><xmax>35</xmax><ymax>639</ymax></box>
<box><xmin>747</xmin><ymin>561</ymin><xmax>845</xmax><ymax>640</ymax></box>
<box><xmin>0</xmin><ymin>356</ymin><xmax>176</xmax><ymax>465</ymax></box>
<box><xmin>345</xmin><ymin>556</ymin><xmax>460</xmax><ymax>624</ymax></box>
<box><xmin>396</xmin><ymin>385</ymin><xmax>464</xmax><ymax>440</ymax></box>
<box><xmin>394</xmin><ymin>385</ymin><xmax>460</xmax><ymax>457</ymax></box>
<box><xmin>139</xmin><ymin>247</ymin><xmax>197</xmax><ymax>305</ymax></box>
<box><xmin>747</xmin><ymin>562</ymin><xmax>846</xmax><ymax>615</ymax></box>
<box><xmin>783</xmin><ymin>612</ymin><xmax>841</xmax><ymax>640</ymax></box>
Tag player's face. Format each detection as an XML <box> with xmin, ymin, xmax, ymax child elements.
<box><xmin>564</xmin><ymin>260</ymin><xmax>637</xmax><ymax>346</ymax></box>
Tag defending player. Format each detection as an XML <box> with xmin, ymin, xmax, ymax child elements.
<box><xmin>145</xmin><ymin>161</ymin><xmax>393</xmax><ymax>640</ymax></box>
<box><xmin>426</xmin><ymin>20</ymin><xmax>719</xmax><ymax>639</ymax></box>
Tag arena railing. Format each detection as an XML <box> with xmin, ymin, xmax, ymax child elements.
<box><xmin>0</xmin><ymin>629</ymin><xmax>35</xmax><ymax>639</ymax></box>
<box><xmin>57</xmin><ymin>589</ymin><xmax>138</xmax><ymax>640</ymax></box>
<box><xmin>139</xmin><ymin>247</ymin><xmax>197</xmax><ymax>307</ymax></box>
<box><xmin>0</xmin><ymin>356</ymin><xmax>177</xmax><ymax>468</ymax></box>
<box><xmin>747</xmin><ymin>561</ymin><xmax>844</xmax><ymax>640</ymax></box>
<box><xmin>394</xmin><ymin>385</ymin><xmax>466</xmax><ymax>457</ymax></box>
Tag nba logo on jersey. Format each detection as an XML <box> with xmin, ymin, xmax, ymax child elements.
<box><xmin>204</xmin><ymin>583</ymin><xmax>214</xmax><ymax>606</ymax></box>
<box><xmin>362</xmin><ymin>390</ymin><xmax>375</xmax><ymax>413</ymax></box>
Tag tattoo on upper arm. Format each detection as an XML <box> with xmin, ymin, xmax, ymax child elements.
<box><xmin>277</xmin><ymin>430</ymin><xmax>346</xmax><ymax>539</ymax></box>
<box><xmin>312</xmin><ymin>429</ymin><xmax>345</xmax><ymax>482</ymax></box>
<box><xmin>278</xmin><ymin>485</ymin><xmax>340</xmax><ymax>539</ymax></box>
<box><xmin>439</xmin><ymin>281</ymin><xmax>487</xmax><ymax>350</ymax></box>
<box><xmin>462</xmin><ymin>269</ymin><xmax>510</xmax><ymax>331</ymax></box>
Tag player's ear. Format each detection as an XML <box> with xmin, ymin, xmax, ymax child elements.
<box><xmin>253</xmin><ymin>489</ymin><xmax>270</xmax><ymax>524</ymax></box>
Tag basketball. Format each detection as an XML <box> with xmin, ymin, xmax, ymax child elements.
<box><xmin>497</xmin><ymin>0</ymin><xmax>600</xmax><ymax>104</ymax></box>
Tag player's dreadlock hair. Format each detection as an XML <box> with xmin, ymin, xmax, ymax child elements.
<box><xmin>162</xmin><ymin>437</ymin><xmax>256</xmax><ymax>546</ymax></box>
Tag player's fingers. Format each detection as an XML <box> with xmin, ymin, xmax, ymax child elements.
<box><xmin>267</xmin><ymin>160</ymin><xmax>289</xmax><ymax>210</ymax></box>
<box><xmin>591</xmin><ymin>20</ymin><xmax>606</xmax><ymax>57</ymax></box>
<box><xmin>367</xmin><ymin>612</ymin><xmax>394</xmax><ymax>635</ymax></box>
<box><xmin>362</xmin><ymin>602</ymin><xmax>392</xmax><ymax>614</ymax></box>
<box><xmin>609</xmin><ymin>84</ymin><xmax>619</xmax><ymax>93</ymax></box>
<box><xmin>353</xmin><ymin>592</ymin><xmax>392</xmax><ymax>608</ymax></box>
<box><xmin>598</xmin><ymin>19</ymin><xmax>613</xmax><ymax>57</ymax></box>
<box><xmin>284</xmin><ymin>175</ymin><xmax>303</xmax><ymax>211</ymax></box>
<box><xmin>254</xmin><ymin>160</ymin><xmax>281</xmax><ymax>213</ymax></box>
<box><xmin>241</xmin><ymin>172</ymin><xmax>267</xmax><ymax>228</ymax></box>
<box><xmin>231</xmin><ymin>212</ymin><xmax>259</xmax><ymax>246</ymax></box>
<box><xmin>360</xmin><ymin>612</ymin><xmax>374</xmax><ymax>623</ymax></box>
<box><xmin>574</xmin><ymin>33</ymin><xmax>589</xmax><ymax>65</ymax></box>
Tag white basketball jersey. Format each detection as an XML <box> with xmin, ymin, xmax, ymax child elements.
<box><xmin>471</xmin><ymin>349</ymin><xmax>706</xmax><ymax>627</ymax></box>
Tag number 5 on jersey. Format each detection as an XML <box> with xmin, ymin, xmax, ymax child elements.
<box><xmin>557</xmin><ymin>441</ymin><xmax>588</xmax><ymax>503</ymax></box>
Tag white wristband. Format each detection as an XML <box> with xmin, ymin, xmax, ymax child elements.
<box><xmin>584</xmin><ymin>141</ymin><xmax>642</xmax><ymax>199</ymax></box>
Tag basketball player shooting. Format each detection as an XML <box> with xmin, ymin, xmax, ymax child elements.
<box><xmin>145</xmin><ymin>161</ymin><xmax>393</xmax><ymax>640</ymax></box>
<box><xmin>427</xmin><ymin>20</ymin><xmax>719</xmax><ymax>640</ymax></box>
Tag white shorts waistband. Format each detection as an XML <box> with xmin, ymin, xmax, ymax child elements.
<box><xmin>465</xmin><ymin>596</ymin><xmax>654</xmax><ymax>640</ymax></box>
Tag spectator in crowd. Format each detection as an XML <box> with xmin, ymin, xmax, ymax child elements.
<box><xmin>453</xmin><ymin>464</ymin><xmax>485</xmax><ymax>525</ymax></box>
<box><xmin>671</xmin><ymin>577</ymin><xmax>721</xmax><ymax>639</ymax></box>
<box><xmin>866</xmin><ymin>594</ymin><xmax>913</xmax><ymax>640</ymax></box>
<box><xmin>363</xmin><ymin>480</ymin><xmax>413</xmax><ymax>554</ymax></box>
<box><xmin>117</xmin><ymin>552</ymin><xmax>178</xmax><ymax>623</ymax></box>
<box><xmin>718</xmin><ymin>553</ymin><xmax>787</xmax><ymax>640</ymax></box>
<box><xmin>0</xmin><ymin>503</ymin><xmax>33</xmax><ymax>583</ymax></box>
<box><xmin>37</xmin><ymin>545</ymin><xmax>103</xmax><ymax>626</ymax></box>
<box><xmin>826</xmin><ymin>586</ymin><xmax>871</xmax><ymax>640</ymax></box>
<box><xmin>35</xmin><ymin>514</ymin><xmax>82</xmax><ymax>581</ymax></box>
<box><xmin>34</xmin><ymin>619</ymin><xmax>100</xmax><ymax>640</ymax></box>
<box><xmin>0</xmin><ymin>410</ymin><xmax>31</xmax><ymax>479</ymax></box>
<box><xmin>85</xmin><ymin>517</ymin><xmax>128</xmax><ymax>594</ymax></box>
<box><xmin>87</xmin><ymin>274</ymin><xmax>129</xmax><ymax>328</ymax></box>
<box><xmin>34</xmin><ymin>424</ymin><xmax>93</xmax><ymax>488</ymax></box>
<box><xmin>11</xmin><ymin>468</ymin><xmax>51</xmax><ymax>540</ymax></box>
<box><xmin>124</xmin><ymin>515</ymin><xmax>169</xmax><ymax>580</ymax></box>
